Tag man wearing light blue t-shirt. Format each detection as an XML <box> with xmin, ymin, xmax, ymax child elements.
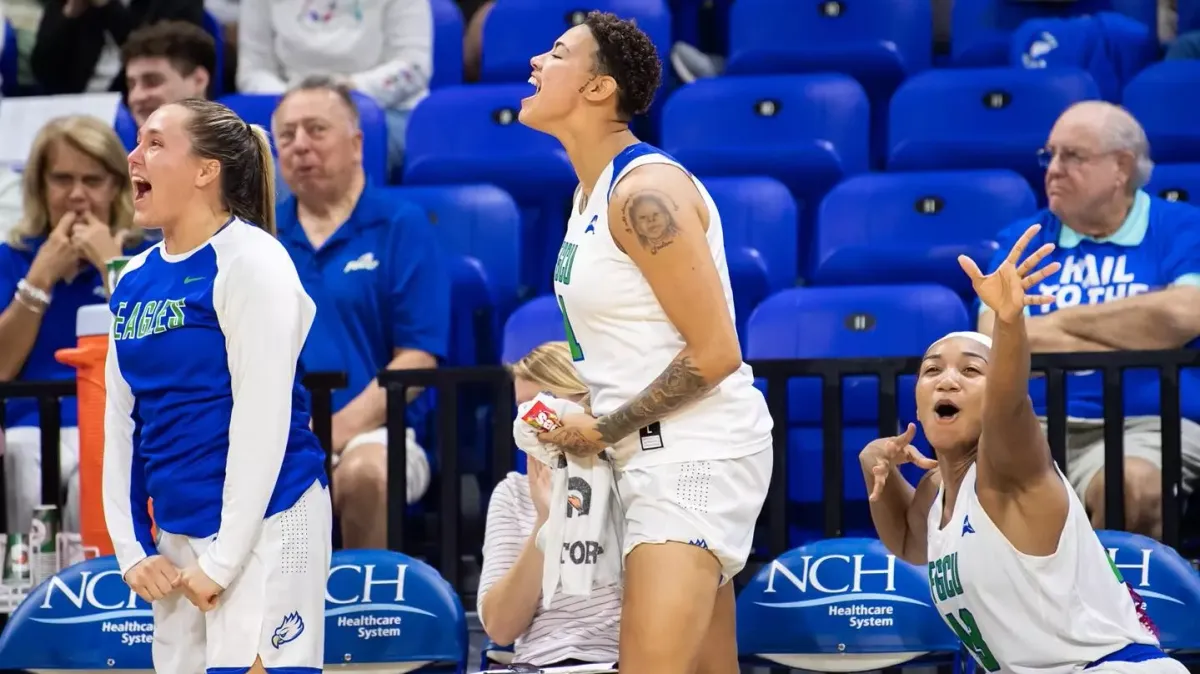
<box><xmin>979</xmin><ymin>102</ymin><xmax>1200</xmax><ymax>541</ymax></box>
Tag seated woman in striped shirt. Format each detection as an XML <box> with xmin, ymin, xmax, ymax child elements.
<box><xmin>478</xmin><ymin>341</ymin><xmax>621</xmax><ymax>668</ymax></box>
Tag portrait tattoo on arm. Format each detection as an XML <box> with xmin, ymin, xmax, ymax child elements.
<box><xmin>621</xmin><ymin>189</ymin><xmax>681</xmax><ymax>255</ymax></box>
<box><xmin>594</xmin><ymin>353</ymin><xmax>711</xmax><ymax>444</ymax></box>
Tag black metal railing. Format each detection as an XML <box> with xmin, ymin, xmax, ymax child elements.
<box><xmin>0</xmin><ymin>349</ymin><xmax>1194</xmax><ymax>595</ymax></box>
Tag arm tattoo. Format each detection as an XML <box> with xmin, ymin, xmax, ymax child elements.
<box><xmin>621</xmin><ymin>189</ymin><xmax>681</xmax><ymax>255</ymax></box>
<box><xmin>594</xmin><ymin>354</ymin><xmax>710</xmax><ymax>444</ymax></box>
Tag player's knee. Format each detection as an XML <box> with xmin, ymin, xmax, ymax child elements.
<box><xmin>333</xmin><ymin>444</ymin><xmax>387</xmax><ymax>503</ymax></box>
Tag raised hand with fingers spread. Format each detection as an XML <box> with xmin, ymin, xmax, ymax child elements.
<box><xmin>862</xmin><ymin>423</ymin><xmax>938</xmax><ymax>502</ymax></box>
<box><xmin>958</xmin><ymin>223</ymin><xmax>1062</xmax><ymax>323</ymax></box>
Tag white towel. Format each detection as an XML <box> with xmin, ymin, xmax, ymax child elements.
<box><xmin>513</xmin><ymin>394</ymin><xmax>624</xmax><ymax>609</ymax></box>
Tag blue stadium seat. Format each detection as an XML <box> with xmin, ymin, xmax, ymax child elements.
<box><xmin>430</xmin><ymin>0</ymin><xmax>464</xmax><ymax>88</ymax></box>
<box><xmin>745</xmin><ymin>285</ymin><xmax>969</xmax><ymax>543</ymax></box>
<box><xmin>219</xmin><ymin>92</ymin><xmax>389</xmax><ymax>186</ymax></box>
<box><xmin>811</xmin><ymin>170</ymin><xmax>1036</xmax><ymax>297</ymax></box>
<box><xmin>726</xmin><ymin>0</ymin><xmax>932</xmax><ymax>166</ymax></box>
<box><xmin>888</xmin><ymin>68</ymin><xmax>1100</xmax><ymax>203</ymax></box>
<box><xmin>219</xmin><ymin>92</ymin><xmax>280</xmax><ymax>129</ymax></box>
<box><xmin>1</xmin><ymin>20</ymin><xmax>17</xmax><ymax>97</ymax></box>
<box><xmin>501</xmin><ymin>295</ymin><xmax>566</xmax><ymax>366</ymax></box>
<box><xmin>1145</xmin><ymin>163</ymin><xmax>1200</xmax><ymax>204</ymax></box>
<box><xmin>703</xmin><ymin>176</ymin><xmax>799</xmax><ymax>337</ymax></box>
<box><xmin>324</xmin><ymin>549</ymin><xmax>468</xmax><ymax>670</ymax></box>
<box><xmin>404</xmin><ymin>84</ymin><xmax>574</xmax><ymax>297</ymax></box>
<box><xmin>480</xmin><ymin>0</ymin><xmax>672</xmax><ymax>84</ymax></box>
<box><xmin>383</xmin><ymin>184</ymin><xmax>522</xmax><ymax>365</ymax></box>
<box><xmin>737</xmin><ymin>538</ymin><xmax>959</xmax><ymax>670</ymax></box>
<box><xmin>951</xmin><ymin>0</ymin><xmax>1155</xmax><ymax>68</ymax></box>
<box><xmin>1182</xmin><ymin>0</ymin><xmax>1200</xmax><ymax>34</ymax></box>
<box><xmin>0</xmin><ymin>551</ymin><xmax>469</xmax><ymax>672</ymax></box>
<box><xmin>114</xmin><ymin>103</ymin><xmax>139</xmax><ymax>151</ymax></box>
<box><xmin>1096</xmin><ymin>530</ymin><xmax>1200</xmax><ymax>650</ymax></box>
<box><xmin>201</xmin><ymin>10</ymin><xmax>225</xmax><ymax>96</ymax></box>
<box><xmin>1123</xmin><ymin>60</ymin><xmax>1200</xmax><ymax>164</ymax></box>
<box><xmin>662</xmin><ymin>74</ymin><xmax>870</xmax><ymax>261</ymax></box>
<box><xmin>0</xmin><ymin>556</ymin><xmax>154</xmax><ymax>670</ymax></box>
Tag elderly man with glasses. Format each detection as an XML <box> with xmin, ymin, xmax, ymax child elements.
<box><xmin>975</xmin><ymin>100</ymin><xmax>1200</xmax><ymax>541</ymax></box>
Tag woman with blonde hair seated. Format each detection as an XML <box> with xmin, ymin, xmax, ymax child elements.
<box><xmin>478</xmin><ymin>341</ymin><xmax>620</xmax><ymax>668</ymax></box>
<box><xmin>0</xmin><ymin>115</ymin><xmax>148</xmax><ymax>536</ymax></box>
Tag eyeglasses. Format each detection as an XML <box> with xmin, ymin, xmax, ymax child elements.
<box><xmin>1036</xmin><ymin>146</ymin><xmax>1115</xmax><ymax>169</ymax></box>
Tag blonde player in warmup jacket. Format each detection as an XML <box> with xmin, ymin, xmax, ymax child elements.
<box><xmin>861</xmin><ymin>224</ymin><xmax>1184</xmax><ymax>674</ymax></box>
<box><xmin>520</xmin><ymin>12</ymin><xmax>773</xmax><ymax>674</ymax></box>
<box><xmin>102</xmin><ymin>99</ymin><xmax>331</xmax><ymax>674</ymax></box>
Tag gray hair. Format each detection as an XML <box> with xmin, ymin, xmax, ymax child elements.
<box><xmin>275</xmin><ymin>75</ymin><xmax>360</xmax><ymax>128</ymax></box>
<box><xmin>1100</xmin><ymin>104</ymin><xmax>1154</xmax><ymax>191</ymax></box>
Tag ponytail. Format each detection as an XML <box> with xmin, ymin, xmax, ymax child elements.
<box><xmin>247</xmin><ymin>124</ymin><xmax>277</xmax><ymax>236</ymax></box>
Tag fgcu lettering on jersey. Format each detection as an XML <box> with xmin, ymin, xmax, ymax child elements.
<box><xmin>1096</xmin><ymin>530</ymin><xmax>1200</xmax><ymax>650</ymax></box>
<box><xmin>735</xmin><ymin>538</ymin><xmax>958</xmax><ymax>670</ymax></box>
<box><xmin>0</xmin><ymin>555</ymin><xmax>154</xmax><ymax>670</ymax></box>
<box><xmin>323</xmin><ymin>549</ymin><xmax>467</xmax><ymax>669</ymax></box>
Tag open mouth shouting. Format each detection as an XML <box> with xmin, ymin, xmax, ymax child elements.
<box><xmin>933</xmin><ymin>398</ymin><xmax>961</xmax><ymax>424</ymax></box>
<box><xmin>524</xmin><ymin>74</ymin><xmax>541</xmax><ymax>102</ymax></box>
<box><xmin>132</xmin><ymin>177</ymin><xmax>152</xmax><ymax>203</ymax></box>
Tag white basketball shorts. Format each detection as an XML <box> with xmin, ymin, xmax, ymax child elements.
<box><xmin>151</xmin><ymin>480</ymin><xmax>332</xmax><ymax>674</ymax></box>
<box><xmin>618</xmin><ymin>445</ymin><xmax>772</xmax><ymax>583</ymax></box>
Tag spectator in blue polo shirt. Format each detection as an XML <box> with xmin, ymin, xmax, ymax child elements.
<box><xmin>0</xmin><ymin>116</ymin><xmax>148</xmax><ymax>536</ymax></box>
<box><xmin>978</xmin><ymin>101</ymin><xmax>1200</xmax><ymax>540</ymax></box>
<box><xmin>273</xmin><ymin>75</ymin><xmax>450</xmax><ymax>549</ymax></box>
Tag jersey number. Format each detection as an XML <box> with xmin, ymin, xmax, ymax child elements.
<box><xmin>557</xmin><ymin>295</ymin><xmax>584</xmax><ymax>362</ymax></box>
<box><xmin>945</xmin><ymin>608</ymin><xmax>999</xmax><ymax>672</ymax></box>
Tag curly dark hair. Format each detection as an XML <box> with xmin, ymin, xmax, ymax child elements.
<box><xmin>583</xmin><ymin>11</ymin><xmax>662</xmax><ymax>121</ymax></box>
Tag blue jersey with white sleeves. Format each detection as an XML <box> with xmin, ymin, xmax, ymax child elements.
<box><xmin>101</xmin><ymin>218</ymin><xmax>327</xmax><ymax>588</ymax></box>
<box><xmin>979</xmin><ymin>191</ymin><xmax>1200</xmax><ymax>420</ymax></box>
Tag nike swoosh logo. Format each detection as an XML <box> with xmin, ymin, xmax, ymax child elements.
<box><xmin>183</xmin><ymin>276</ymin><xmax>205</xmax><ymax>284</ymax></box>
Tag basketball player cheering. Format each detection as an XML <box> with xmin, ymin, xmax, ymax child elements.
<box><xmin>862</xmin><ymin>224</ymin><xmax>1183</xmax><ymax>674</ymax></box>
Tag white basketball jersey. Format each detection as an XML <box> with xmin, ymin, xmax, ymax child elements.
<box><xmin>926</xmin><ymin>464</ymin><xmax>1158</xmax><ymax>674</ymax></box>
<box><xmin>552</xmin><ymin>143</ymin><xmax>773</xmax><ymax>468</ymax></box>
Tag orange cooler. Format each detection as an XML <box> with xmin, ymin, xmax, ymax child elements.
<box><xmin>55</xmin><ymin>304</ymin><xmax>114</xmax><ymax>556</ymax></box>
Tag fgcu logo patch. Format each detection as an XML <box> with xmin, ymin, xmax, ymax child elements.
<box><xmin>735</xmin><ymin>538</ymin><xmax>959</xmax><ymax>663</ymax></box>
<box><xmin>1096</xmin><ymin>530</ymin><xmax>1200</xmax><ymax>650</ymax></box>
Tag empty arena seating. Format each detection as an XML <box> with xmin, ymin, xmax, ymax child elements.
<box><xmin>501</xmin><ymin>295</ymin><xmax>566</xmax><ymax>367</ymax></box>
<box><xmin>745</xmin><ymin>285</ymin><xmax>969</xmax><ymax>542</ymax></box>
<box><xmin>661</xmin><ymin>73</ymin><xmax>870</xmax><ymax>240</ymax></box>
<box><xmin>0</xmin><ymin>550</ymin><xmax>469</xmax><ymax>672</ymax></box>
<box><xmin>430</xmin><ymin>0</ymin><xmax>466</xmax><ymax>89</ymax></box>
<box><xmin>888</xmin><ymin>67</ymin><xmax>1101</xmax><ymax>200</ymax></box>
<box><xmin>219</xmin><ymin>92</ymin><xmax>390</xmax><ymax>185</ymax></box>
<box><xmin>385</xmin><ymin>184</ymin><xmax>524</xmax><ymax>365</ymax></box>
<box><xmin>703</xmin><ymin>176</ymin><xmax>798</xmax><ymax>337</ymax></box>
<box><xmin>1145</xmin><ymin>163</ymin><xmax>1200</xmax><ymax>204</ymax></box>
<box><xmin>949</xmin><ymin>0</ymin><xmax>1156</xmax><ymax>68</ymax></box>
<box><xmin>1122</xmin><ymin>60</ymin><xmax>1200</xmax><ymax>165</ymax></box>
<box><xmin>402</xmin><ymin>84</ymin><xmax>575</xmax><ymax>296</ymax></box>
<box><xmin>1</xmin><ymin>21</ymin><xmax>17</xmax><ymax>97</ymax></box>
<box><xmin>810</xmin><ymin>170</ymin><xmax>1036</xmax><ymax>297</ymax></box>
<box><xmin>481</xmin><ymin>0</ymin><xmax>672</xmax><ymax>84</ymax></box>
<box><xmin>727</xmin><ymin>0</ymin><xmax>932</xmax><ymax>164</ymax></box>
<box><xmin>736</xmin><ymin>537</ymin><xmax>960</xmax><ymax>671</ymax></box>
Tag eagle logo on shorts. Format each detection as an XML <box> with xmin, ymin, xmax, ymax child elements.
<box><xmin>271</xmin><ymin>612</ymin><xmax>305</xmax><ymax>648</ymax></box>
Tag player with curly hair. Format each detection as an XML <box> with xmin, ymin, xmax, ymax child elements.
<box><xmin>519</xmin><ymin>12</ymin><xmax>773</xmax><ymax>674</ymax></box>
